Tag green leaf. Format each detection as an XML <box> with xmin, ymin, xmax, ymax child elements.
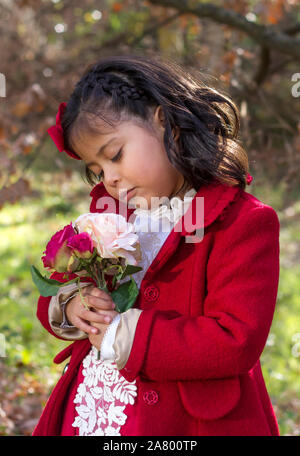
<box><xmin>30</xmin><ymin>265</ymin><xmax>78</xmax><ymax>297</ymax></box>
<box><xmin>117</xmin><ymin>264</ymin><xmax>143</xmax><ymax>280</ymax></box>
<box><xmin>111</xmin><ymin>276</ymin><xmax>139</xmax><ymax>313</ymax></box>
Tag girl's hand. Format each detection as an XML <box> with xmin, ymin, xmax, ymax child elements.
<box><xmin>88</xmin><ymin>321</ymin><xmax>111</xmax><ymax>350</ymax></box>
<box><xmin>65</xmin><ymin>285</ymin><xmax>119</xmax><ymax>335</ymax></box>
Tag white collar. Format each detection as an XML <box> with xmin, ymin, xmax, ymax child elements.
<box><xmin>133</xmin><ymin>188</ymin><xmax>197</xmax><ymax>226</ymax></box>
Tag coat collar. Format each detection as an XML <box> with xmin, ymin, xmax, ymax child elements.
<box><xmin>89</xmin><ymin>180</ymin><xmax>241</xmax><ymax>233</ymax></box>
<box><xmin>89</xmin><ymin>181</ymin><xmax>241</xmax><ymax>281</ymax></box>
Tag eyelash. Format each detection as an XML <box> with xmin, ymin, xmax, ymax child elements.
<box><xmin>96</xmin><ymin>147</ymin><xmax>123</xmax><ymax>179</ymax></box>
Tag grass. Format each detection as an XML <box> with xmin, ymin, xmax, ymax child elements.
<box><xmin>0</xmin><ymin>169</ymin><xmax>299</xmax><ymax>435</ymax></box>
<box><xmin>248</xmin><ymin>180</ymin><xmax>300</xmax><ymax>436</ymax></box>
<box><xmin>0</xmin><ymin>170</ymin><xmax>91</xmax><ymax>428</ymax></box>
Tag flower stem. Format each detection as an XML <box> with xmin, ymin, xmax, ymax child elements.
<box><xmin>83</xmin><ymin>263</ymin><xmax>99</xmax><ymax>288</ymax></box>
<box><xmin>100</xmin><ymin>267</ymin><xmax>109</xmax><ymax>293</ymax></box>
<box><xmin>94</xmin><ymin>261</ymin><xmax>108</xmax><ymax>292</ymax></box>
<box><xmin>94</xmin><ymin>261</ymin><xmax>103</xmax><ymax>289</ymax></box>
<box><xmin>76</xmin><ymin>277</ymin><xmax>89</xmax><ymax>310</ymax></box>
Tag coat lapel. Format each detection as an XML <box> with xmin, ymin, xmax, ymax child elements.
<box><xmin>141</xmin><ymin>181</ymin><xmax>241</xmax><ymax>282</ymax></box>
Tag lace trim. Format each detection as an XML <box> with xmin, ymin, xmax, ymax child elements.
<box><xmin>72</xmin><ymin>346</ymin><xmax>137</xmax><ymax>436</ymax></box>
<box><xmin>100</xmin><ymin>314</ymin><xmax>121</xmax><ymax>361</ymax></box>
<box><xmin>133</xmin><ymin>188</ymin><xmax>197</xmax><ymax>225</ymax></box>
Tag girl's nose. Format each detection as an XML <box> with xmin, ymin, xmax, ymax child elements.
<box><xmin>103</xmin><ymin>169</ymin><xmax>120</xmax><ymax>187</ymax></box>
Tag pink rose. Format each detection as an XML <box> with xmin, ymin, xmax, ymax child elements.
<box><xmin>73</xmin><ymin>213</ymin><xmax>141</xmax><ymax>266</ymax></box>
<box><xmin>41</xmin><ymin>222</ymin><xmax>79</xmax><ymax>273</ymax></box>
<box><xmin>67</xmin><ymin>232</ymin><xmax>94</xmax><ymax>259</ymax></box>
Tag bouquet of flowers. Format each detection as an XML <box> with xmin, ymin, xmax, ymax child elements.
<box><xmin>31</xmin><ymin>213</ymin><xmax>143</xmax><ymax>313</ymax></box>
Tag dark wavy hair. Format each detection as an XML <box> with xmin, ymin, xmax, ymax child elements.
<box><xmin>61</xmin><ymin>53</ymin><xmax>249</xmax><ymax>192</ymax></box>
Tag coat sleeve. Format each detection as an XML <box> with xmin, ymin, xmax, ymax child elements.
<box><xmin>119</xmin><ymin>204</ymin><xmax>280</xmax><ymax>383</ymax></box>
<box><xmin>48</xmin><ymin>282</ymin><xmax>92</xmax><ymax>340</ymax></box>
<box><xmin>36</xmin><ymin>271</ymin><xmax>95</xmax><ymax>339</ymax></box>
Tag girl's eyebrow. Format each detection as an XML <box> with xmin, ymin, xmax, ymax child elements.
<box><xmin>86</xmin><ymin>137</ymin><xmax>117</xmax><ymax>167</ymax></box>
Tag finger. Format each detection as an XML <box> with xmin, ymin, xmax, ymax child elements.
<box><xmin>89</xmin><ymin>287</ymin><xmax>112</xmax><ymax>301</ymax></box>
<box><xmin>82</xmin><ymin>284</ymin><xmax>94</xmax><ymax>294</ymax></box>
<box><xmin>86</xmin><ymin>291</ymin><xmax>112</xmax><ymax>302</ymax></box>
<box><xmin>87</xmin><ymin>295</ymin><xmax>115</xmax><ymax>310</ymax></box>
<box><xmin>80</xmin><ymin>308</ymin><xmax>113</xmax><ymax>324</ymax></box>
<box><xmin>92</xmin><ymin>309</ymin><xmax>118</xmax><ymax>317</ymax></box>
<box><xmin>93</xmin><ymin>310</ymin><xmax>118</xmax><ymax>324</ymax></box>
<box><xmin>73</xmin><ymin>317</ymin><xmax>99</xmax><ymax>335</ymax></box>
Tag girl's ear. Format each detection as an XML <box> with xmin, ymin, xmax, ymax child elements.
<box><xmin>154</xmin><ymin>105</ymin><xmax>179</xmax><ymax>141</ymax></box>
<box><xmin>172</xmin><ymin>126</ymin><xmax>180</xmax><ymax>141</ymax></box>
<box><xmin>154</xmin><ymin>105</ymin><xmax>166</xmax><ymax>130</ymax></box>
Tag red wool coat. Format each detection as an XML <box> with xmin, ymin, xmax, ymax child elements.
<box><xmin>33</xmin><ymin>179</ymin><xmax>280</xmax><ymax>436</ymax></box>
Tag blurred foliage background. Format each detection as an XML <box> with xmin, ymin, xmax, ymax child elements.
<box><xmin>0</xmin><ymin>0</ymin><xmax>300</xmax><ymax>436</ymax></box>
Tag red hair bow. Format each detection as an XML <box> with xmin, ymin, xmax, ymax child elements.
<box><xmin>246</xmin><ymin>173</ymin><xmax>253</xmax><ymax>185</ymax></box>
<box><xmin>47</xmin><ymin>102</ymin><xmax>82</xmax><ymax>160</ymax></box>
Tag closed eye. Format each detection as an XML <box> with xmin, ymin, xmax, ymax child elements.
<box><xmin>95</xmin><ymin>147</ymin><xmax>123</xmax><ymax>180</ymax></box>
<box><xmin>111</xmin><ymin>147</ymin><xmax>123</xmax><ymax>163</ymax></box>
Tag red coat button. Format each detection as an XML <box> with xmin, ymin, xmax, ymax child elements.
<box><xmin>143</xmin><ymin>390</ymin><xmax>159</xmax><ymax>405</ymax></box>
<box><xmin>144</xmin><ymin>285</ymin><xmax>159</xmax><ymax>302</ymax></box>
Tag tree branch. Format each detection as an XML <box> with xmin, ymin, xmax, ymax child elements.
<box><xmin>283</xmin><ymin>22</ymin><xmax>300</xmax><ymax>36</ymax></box>
<box><xmin>253</xmin><ymin>47</ymin><xmax>271</xmax><ymax>86</ymax></box>
<box><xmin>127</xmin><ymin>11</ymin><xmax>182</xmax><ymax>46</ymax></box>
<box><xmin>88</xmin><ymin>11</ymin><xmax>182</xmax><ymax>53</ymax></box>
<box><xmin>148</xmin><ymin>0</ymin><xmax>300</xmax><ymax>59</ymax></box>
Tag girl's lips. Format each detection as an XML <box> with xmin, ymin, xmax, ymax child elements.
<box><xmin>119</xmin><ymin>187</ymin><xmax>137</xmax><ymax>201</ymax></box>
<box><xmin>127</xmin><ymin>187</ymin><xmax>137</xmax><ymax>200</ymax></box>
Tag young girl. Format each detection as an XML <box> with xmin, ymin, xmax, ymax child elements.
<box><xmin>33</xmin><ymin>54</ymin><xmax>280</xmax><ymax>436</ymax></box>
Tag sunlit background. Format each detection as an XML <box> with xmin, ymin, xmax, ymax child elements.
<box><xmin>0</xmin><ymin>0</ymin><xmax>300</xmax><ymax>435</ymax></box>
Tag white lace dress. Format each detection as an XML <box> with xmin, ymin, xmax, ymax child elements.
<box><xmin>71</xmin><ymin>189</ymin><xmax>197</xmax><ymax>436</ymax></box>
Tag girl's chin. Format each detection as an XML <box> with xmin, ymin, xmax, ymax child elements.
<box><xmin>128</xmin><ymin>198</ymin><xmax>145</xmax><ymax>210</ymax></box>
<box><xmin>128</xmin><ymin>194</ymin><xmax>151</xmax><ymax>210</ymax></box>
<box><xmin>129</xmin><ymin>194</ymin><xmax>166</xmax><ymax>211</ymax></box>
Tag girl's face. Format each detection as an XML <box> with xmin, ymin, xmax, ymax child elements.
<box><xmin>71</xmin><ymin>106</ymin><xmax>185</xmax><ymax>209</ymax></box>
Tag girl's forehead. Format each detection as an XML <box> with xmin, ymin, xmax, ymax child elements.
<box><xmin>78</xmin><ymin>116</ymin><xmax>139</xmax><ymax>139</ymax></box>
<box><xmin>70</xmin><ymin>121</ymin><xmax>116</xmax><ymax>148</ymax></box>
<box><xmin>70</xmin><ymin>114</ymin><xmax>155</xmax><ymax>154</ymax></box>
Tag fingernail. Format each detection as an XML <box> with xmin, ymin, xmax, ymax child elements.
<box><xmin>105</xmin><ymin>317</ymin><xmax>111</xmax><ymax>323</ymax></box>
<box><xmin>92</xmin><ymin>328</ymin><xmax>98</xmax><ymax>334</ymax></box>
